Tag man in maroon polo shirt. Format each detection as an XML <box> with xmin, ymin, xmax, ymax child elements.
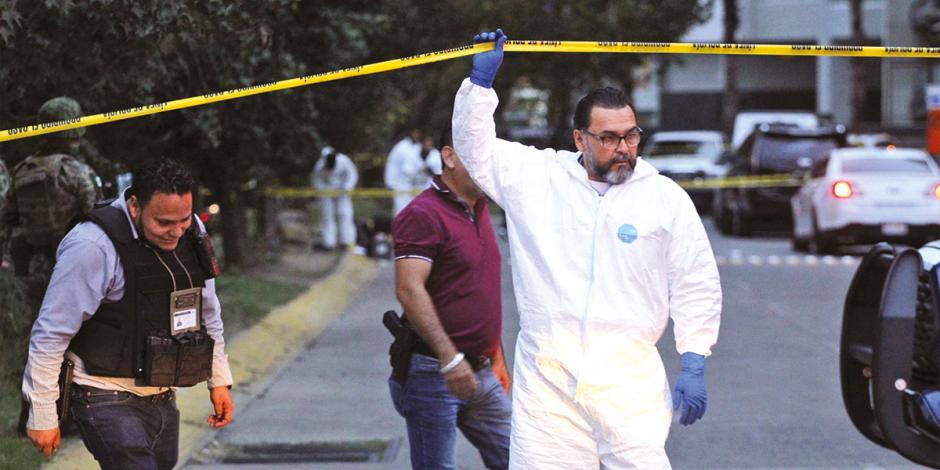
<box><xmin>389</xmin><ymin>129</ymin><xmax>511</xmax><ymax>470</ymax></box>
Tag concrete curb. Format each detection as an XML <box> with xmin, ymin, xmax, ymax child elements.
<box><xmin>44</xmin><ymin>254</ymin><xmax>380</xmax><ymax>469</ymax></box>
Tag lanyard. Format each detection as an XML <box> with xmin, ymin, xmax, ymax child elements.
<box><xmin>148</xmin><ymin>246</ymin><xmax>194</xmax><ymax>291</ymax></box>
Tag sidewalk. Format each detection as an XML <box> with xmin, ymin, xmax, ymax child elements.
<box><xmin>184</xmin><ymin>259</ymin><xmax>489</xmax><ymax>469</ymax></box>
<box><xmin>43</xmin><ymin>247</ymin><xmax>382</xmax><ymax>469</ymax></box>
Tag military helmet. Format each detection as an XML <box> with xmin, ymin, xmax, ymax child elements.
<box><xmin>37</xmin><ymin>96</ymin><xmax>86</xmax><ymax>139</ymax></box>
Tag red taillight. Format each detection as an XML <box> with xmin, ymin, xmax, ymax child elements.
<box><xmin>831</xmin><ymin>180</ymin><xmax>854</xmax><ymax>199</ymax></box>
<box><xmin>200</xmin><ymin>212</ymin><xmax>210</xmax><ymax>223</ymax></box>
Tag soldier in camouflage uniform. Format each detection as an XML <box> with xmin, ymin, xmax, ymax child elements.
<box><xmin>0</xmin><ymin>158</ymin><xmax>9</xmax><ymax>266</ymax></box>
<box><xmin>2</xmin><ymin>97</ymin><xmax>101</xmax><ymax>435</ymax></box>
<box><xmin>2</xmin><ymin>97</ymin><xmax>101</xmax><ymax>315</ymax></box>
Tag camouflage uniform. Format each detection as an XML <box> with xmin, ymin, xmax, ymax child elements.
<box><xmin>1</xmin><ymin>97</ymin><xmax>101</xmax><ymax>317</ymax></box>
<box><xmin>0</xmin><ymin>159</ymin><xmax>9</xmax><ymax>263</ymax></box>
<box><xmin>9</xmin><ymin>97</ymin><xmax>100</xmax><ymax>436</ymax></box>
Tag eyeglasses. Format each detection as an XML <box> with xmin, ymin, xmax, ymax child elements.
<box><xmin>581</xmin><ymin>127</ymin><xmax>643</xmax><ymax>149</ymax></box>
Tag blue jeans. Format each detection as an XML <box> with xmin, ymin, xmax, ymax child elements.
<box><xmin>69</xmin><ymin>386</ymin><xmax>179</xmax><ymax>470</ymax></box>
<box><xmin>389</xmin><ymin>353</ymin><xmax>511</xmax><ymax>470</ymax></box>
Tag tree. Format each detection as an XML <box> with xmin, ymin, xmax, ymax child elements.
<box><xmin>491</xmin><ymin>0</ymin><xmax>713</xmax><ymax>149</ymax></box>
<box><xmin>849</xmin><ymin>0</ymin><xmax>867</xmax><ymax>129</ymax></box>
<box><xmin>0</xmin><ymin>1</ymin><xmax>395</xmax><ymax>267</ymax></box>
<box><xmin>721</xmin><ymin>0</ymin><xmax>740</xmax><ymax>136</ymax></box>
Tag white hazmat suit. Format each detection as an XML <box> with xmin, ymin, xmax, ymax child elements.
<box><xmin>312</xmin><ymin>147</ymin><xmax>358</xmax><ymax>249</ymax></box>
<box><xmin>384</xmin><ymin>136</ymin><xmax>424</xmax><ymax>215</ymax></box>
<box><xmin>453</xmin><ymin>78</ymin><xmax>722</xmax><ymax>469</ymax></box>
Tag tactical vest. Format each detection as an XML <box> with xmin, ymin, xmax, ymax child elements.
<box><xmin>12</xmin><ymin>153</ymin><xmax>81</xmax><ymax>247</ymax></box>
<box><xmin>69</xmin><ymin>204</ymin><xmax>210</xmax><ymax>380</ymax></box>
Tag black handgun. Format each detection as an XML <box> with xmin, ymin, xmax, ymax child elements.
<box><xmin>57</xmin><ymin>358</ymin><xmax>74</xmax><ymax>426</ymax></box>
<box><xmin>382</xmin><ymin>310</ymin><xmax>415</xmax><ymax>383</ymax></box>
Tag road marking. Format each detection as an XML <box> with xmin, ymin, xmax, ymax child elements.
<box><xmin>714</xmin><ymin>253</ymin><xmax>862</xmax><ymax>267</ymax></box>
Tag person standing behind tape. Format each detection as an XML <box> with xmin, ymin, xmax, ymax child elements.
<box><xmin>0</xmin><ymin>158</ymin><xmax>9</xmax><ymax>263</ymax></box>
<box><xmin>311</xmin><ymin>146</ymin><xmax>358</xmax><ymax>251</ymax></box>
<box><xmin>390</xmin><ymin>127</ymin><xmax>512</xmax><ymax>469</ymax></box>
<box><xmin>412</xmin><ymin>135</ymin><xmax>443</xmax><ymax>191</ymax></box>
<box><xmin>384</xmin><ymin>129</ymin><xmax>424</xmax><ymax>215</ymax></box>
<box><xmin>4</xmin><ymin>97</ymin><xmax>103</xmax><ymax>437</ymax></box>
<box><xmin>23</xmin><ymin>158</ymin><xmax>234</xmax><ymax>468</ymax></box>
<box><xmin>2</xmin><ymin>97</ymin><xmax>102</xmax><ymax>319</ymax></box>
<box><xmin>454</xmin><ymin>30</ymin><xmax>721</xmax><ymax>468</ymax></box>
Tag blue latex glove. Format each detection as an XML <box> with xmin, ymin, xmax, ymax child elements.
<box><xmin>672</xmin><ymin>352</ymin><xmax>707</xmax><ymax>426</ymax></box>
<box><xmin>470</xmin><ymin>28</ymin><xmax>507</xmax><ymax>88</ymax></box>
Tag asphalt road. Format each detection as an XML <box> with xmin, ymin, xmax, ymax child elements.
<box><xmin>663</xmin><ymin>220</ymin><xmax>919</xmax><ymax>469</ymax></box>
<box><xmin>499</xmin><ymin>216</ymin><xmax>922</xmax><ymax>468</ymax></box>
<box><xmin>188</xmin><ymin>215</ymin><xmax>926</xmax><ymax>469</ymax></box>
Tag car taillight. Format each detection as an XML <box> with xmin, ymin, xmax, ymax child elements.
<box><xmin>934</xmin><ymin>183</ymin><xmax>940</xmax><ymax>199</ymax></box>
<box><xmin>831</xmin><ymin>180</ymin><xmax>854</xmax><ymax>199</ymax></box>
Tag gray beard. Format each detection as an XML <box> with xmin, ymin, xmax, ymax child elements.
<box><xmin>584</xmin><ymin>152</ymin><xmax>634</xmax><ymax>185</ymax></box>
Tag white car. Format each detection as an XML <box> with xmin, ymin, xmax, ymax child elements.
<box><xmin>642</xmin><ymin>130</ymin><xmax>727</xmax><ymax>210</ymax></box>
<box><xmin>791</xmin><ymin>147</ymin><xmax>940</xmax><ymax>253</ymax></box>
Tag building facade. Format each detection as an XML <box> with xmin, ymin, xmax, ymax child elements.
<box><xmin>653</xmin><ymin>0</ymin><xmax>934</xmax><ymax>143</ymax></box>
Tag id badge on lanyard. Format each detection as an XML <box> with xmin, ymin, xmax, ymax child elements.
<box><xmin>170</xmin><ymin>287</ymin><xmax>202</xmax><ymax>335</ymax></box>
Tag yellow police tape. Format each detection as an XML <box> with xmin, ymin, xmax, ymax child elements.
<box><xmin>3</xmin><ymin>40</ymin><xmax>940</xmax><ymax>143</ymax></box>
<box><xmin>266</xmin><ymin>174</ymin><xmax>801</xmax><ymax>199</ymax></box>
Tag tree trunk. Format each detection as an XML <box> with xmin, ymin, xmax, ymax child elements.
<box><xmin>548</xmin><ymin>77</ymin><xmax>574</xmax><ymax>151</ymax></box>
<box><xmin>850</xmin><ymin>0</ymin><xmax>867</xmax><ymax>129</ymax></box>
<box><xmin>212</xmin><ymin>144</ymin><xmax>254</xmax><ymax>269</ymax></box>
<box><xmin>721</xmin><ymin>0</ymin><xmax>740</xmax><ymax>136</ymax></box>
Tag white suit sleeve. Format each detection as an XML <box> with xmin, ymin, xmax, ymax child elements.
<box><xmin>452</xmin><ymin>78</ymin><xmax>551</xmax><ymax>207</ymax></box>
<box><xmin>666</xmin><ymin>190</ymin><xmax>721</xmax><ymax>356</ymax></box>
<box><xmin>426</xmin><ymin>149</ymin><xmax>443</xmax><ymax>176</ymax></box>
<box><xmin>385</xmin><ymin>141</ymin><xmax>411</xmax><ymax>190</ymax></box>
<box><xmin>312</xmin><ymin>161</ymin><xmax>325</xmax><ymax>190</ymax></box>
<box><xmin>339</xmin><ymin>154</ymin><xmax>358</xmax><ymax>191</ymax></box>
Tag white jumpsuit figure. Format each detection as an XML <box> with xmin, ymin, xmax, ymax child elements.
<box><xmin>312</xmin><ymin>146</ymin><xmax>358</xmax><ymax>249</ymax></box>
<box><xmin>384</xmin><ymin>136</ymin><xmax>424</xmax><ymax>215</ymax></box>
<box><xmin>453</xmin><ymin>78</ymin><xmax>722</xmax><ymax>469</ymax></box>
<box><xmin>412</xmin><ymin>146</ymin><xmax>443</xmax><ymax>191</ymax></box>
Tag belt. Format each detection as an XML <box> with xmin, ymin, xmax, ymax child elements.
<box><xmin>413</xmin><ymin>341</ymin><xmax>491</xmax><ymax>372</ymax></box>
<box><xmin>71</xmin><ymin>384</ymin><xmax>175</xmax><ymax>402</ymax></box>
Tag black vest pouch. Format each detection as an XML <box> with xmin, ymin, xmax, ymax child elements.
<box><xmin>143</xmin><ymin>331</ymin><xmax>214</xmax><ymax>387</ymax></box>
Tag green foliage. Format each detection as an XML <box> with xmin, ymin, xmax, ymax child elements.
<box><xmin>213</xmin><ymin>269</ymin><xmax>307</xmax><ymax>334</ymax></box>
<box><xmin>0</xmin><ymin>435</ymin><xmax>42</xmax><ymax>470</ymax></box>
<box><xmin>0</xmin><ymin>0</ymin><xmax>713</xmax><ymax>264</ymax></box>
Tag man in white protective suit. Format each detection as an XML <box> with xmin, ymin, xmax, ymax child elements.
<box><xmin>312</xmin><ymin>146</ymin><xmax>358</xmax><ymax>251</ymax></box>
<box><xmin>384</xmin><ymin>129</ymin><xmax>424</xmax><ymax>216</ymax></box>
<box><xmin>452</xmin><ymin>29</ymin><xmax>722</xmax><ymax>469</ymax></box>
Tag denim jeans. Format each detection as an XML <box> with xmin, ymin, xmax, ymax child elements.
<box><xmin>389</xmin><ymin>353</ymin><xmax>511</xmax><ymax>470</ymax></box>
<box><xmin>69</xmin><ymin>386</ymin><xmax>179</xmax><ymax>470</ymax></box>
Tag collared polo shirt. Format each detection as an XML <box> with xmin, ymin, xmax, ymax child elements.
<box><xmin>392</xmin><ymin>176</ymin><xmax>502</xmax><ymax>357</ymax></box>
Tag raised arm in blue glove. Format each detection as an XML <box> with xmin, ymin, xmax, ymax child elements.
<box><xmin>672</xmin><ymin>352</ymin><xmax>707</xmax><ymax>426</ymax></box>
<box><xmin>470</xmin><ymin>28</ymin><xmax>507</xmax><ymax>88</ymax></box>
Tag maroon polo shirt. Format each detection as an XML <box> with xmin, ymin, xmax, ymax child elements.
<box><xmin>392</xmin><ymin>177</ymin><xmax>502</xmax><ymax>357</ymax></box>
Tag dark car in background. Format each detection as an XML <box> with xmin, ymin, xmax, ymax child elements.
<box><xmin>713</xmin><ymin>123</ymin><xmax>848</xmax><ymax>236</ymax></box>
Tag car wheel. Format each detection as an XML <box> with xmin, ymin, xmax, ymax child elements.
<box><xmin>809</xmin><ymin>212</ymin><xmax>834</xmax><ymax>255</ymax></box>
<box><xmin>791</xmin><ymin>232</ymin><xmax>809</xmax><ymax>252</ymax></box>
<box><xmin>731</xmin><ymin>203</ymin><xmax>751</xmax><ymax>237</ymax></box>
<box><xmin>714</xmin><ymin>193</ymin><xmax>733</xmax><ymax>235</ymax></box>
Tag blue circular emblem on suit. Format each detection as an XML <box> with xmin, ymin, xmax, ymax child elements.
<box><xmin>617</xmin><ymin>224</ymin><xmax>638</xmax><ymax>243</ymax></box>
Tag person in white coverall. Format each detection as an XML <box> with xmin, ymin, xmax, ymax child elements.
<box><xmin>384</xmin><ymin>129</ymin><xmax>424</xmax><ymax>215</ymax></box>
<box><xmin>453</xmin><ymin>30</ymin><xmax>722</xmax><ymax>469</ymax></box>
<box><xmin>312</xmin><ymin>146</ymin><xmax>358</xmax><ymax>250</ymax></box>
